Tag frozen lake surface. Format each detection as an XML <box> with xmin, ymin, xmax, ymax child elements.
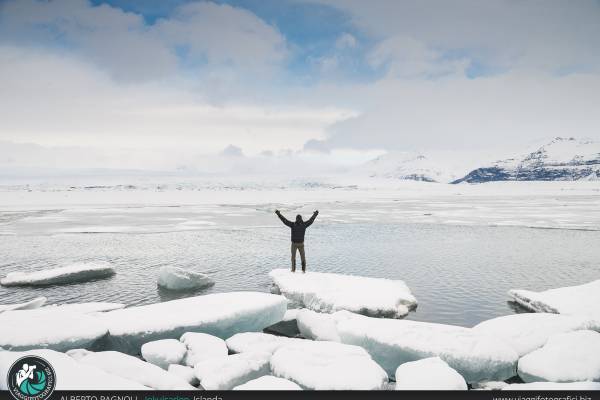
<box><xmin>1</xmin><ymin>202</ymin><xmax>599</xmax><ymax>327</ymax></box>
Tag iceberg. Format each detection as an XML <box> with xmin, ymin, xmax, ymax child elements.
<box><xmin>509</xmin><ymin>279</ymin><xmax>600</xmax><ymax>319</ymax></box>
<box><xmin>395</xmin><ymin>357</ymin><xmax>467</xmax><ymax>390</ymax></box>
<box><xmin>296</xmin><ymin>309</ymin><xmax>340</xmax><ymax>341</ymax></box>
<box><xmin>270</xmin><ymin>340</ymin><xmax>388</xmax><ymax>390</ymax></box>
<box><xmin>157</xmin><ymin>266</ymin><xmax>214</xmax><ymax>291</ymax></box>
<box><xmin>473</xmin><ymin>313</ymin><xmax>597</xmax><ymax>356</ymax></box>
<box><xmin>0</xmin><ymin>297</ymin><xmax>46</xmax><ymax>312</ymax></box>
<box><xmin>226</xmin><ymin>332</ymin><xmax>304</xmax><ymax>355</ymax></box>
<box><xmin>68</xmin><ymin>349</ymin><xmax>195</xmax><ymax>390</ymax></box>
<box><xmin>233</xmin><ymin>376</ymin><xmax>302</xmax><ymax>390</ymax></box>
<box><xmin>269</xmin><ymin>269</ymin><xmax>417</xmax><ymax>318</ymax></box>
<box><xmin>503</xmin><ymin>382</ymin><xmax>600</xmax><ymax>390</ymax></box>
<box><xmin>141</xmin><ymin>339</ymin><xmax>187</xmax><ymax>370</ymax></box>
<box><xmin>0</xmin><ymin>262</ymin><xmax>115</xmax><ymax>286</ymax></box>
<box><xmin>97</xmin><ymin>292</ymin><xmax>287</xmax><ymax>354</ymax></box>
<box><xmin>517</xmin><ymin>330</ymin><xmax>600</xmax><ymax>383</ymax></box>
<box><xmin>181</xmin><ymin>332</ymin><xmax>228</xmax><ymax>366</ymax></box>
<box><xmin>168</xmin><ymin>364</ymin><xmax>199</xmax><ymax>386</ymax></box>
<box><xmin>332</xmin><ymin>311</ymin><xmax>518</xmax><ymax>382</ymax></box>
<box><xmin>0</xmin><ymin>309</ymin><xmax>108</xmax><ymax>351</ymax></box>
<box><xmin>0</xmin><ymin>349</ymin><xmax>148</xmax><ymax>390</ymax></box>
<box><xmin>194</xmin><ymin>352</ymin><xmax>271</xmax><ymax>390</ymax></box>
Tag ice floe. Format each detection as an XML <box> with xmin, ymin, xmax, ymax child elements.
<box><xmin>517</xmin><ymin>330</ymin><xmax>600</xmax><ymax>383</ymax></box>
<box><xmin>270</xmin><ymin>340</ymin><xmax>388</xmax><ymax>390</ymax></box>
<box><xmin>0</xmin><ymin>349</ymin><xmax>148</xmax><ymax>390</ymax></box>
<box><xmin>332</xmin><ymin>311</ymin><xmax>518</xmax><ymax>382</ymax></box>
<box><xmin>226</xmin><ymin>332</ymin><xmax>303</xmax><ymax>355</ymax></box>
<box><xmin>509</xmin><ymin>279</ymin><xmax>600</xmax><ymax>320</ymax></box>
<box><xmin>395</xmin><ymin>357</ymin><xmax>467</xmax><ymax>390</ymax></box>
<box><xmin>0</xmin><ymin>308</ymin><xmax>108</xmax><ymax>351</ymax></box>
<box><xmin>296</xmin><ymin>309</ymin><xmax>340</xmax><ymax>341</ymax></box>
<box><xmin>181</xmin><ymin>332</ymin><xmax>228</xmax><ymax>366</ymax></box>
<box><xmin>0</xmin><ymin>262</ymin><xmax>115</xmax><ymax>286</ymax></box>
<box><xmin>141</xmin><ymin>339</ymin><xmax>187</xmax><ymax>370</ymax></box>
<box><xmin>0</xmin><ymin>297</ymin><xmax>46</xmax><ymax>312</ymax></box>
<box><xmin>194</xmin><ymin>352</ymin><xmax>271</xmax><ymax>390</ymax></box>
<box><xmin>269</xmin><ymin>269</ymin><xmax>417</xmax><ymax>318</ymax></box>
<box><xmin>97</xmin><ymin>292</ymin><xmax>287</xmax><ymax>354</ymax></box>
<box><xmin>157</xmin><ymin>266</ymin><xmax>214</xmax><ymax>291</ymax></box>
<box><xmin>473</xmin><ymin>313</ymin><xmax>597</xmax><ymax>356</ymax></box>
<box><xmin>42</xmin><ymin>302</ymin><xmax>125</xmax><ymax>314</ymax></box>
<box><xmin>168</xmin><ymin>364</ymin><xmax>199</xmax><ymax>386</ymax></box>
<box><xmin>233</xmin><ymin>376</ymin><xmax>302</xmax><ymax>390</ymax></box>
<box><xmin>68</xmin><ymin>349</ymin><xmax>195</xmax><ymax>390</ymax></box>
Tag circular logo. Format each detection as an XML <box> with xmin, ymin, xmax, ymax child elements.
<box><xmin>6</xmin><ymin>356</ymin><xmax>56</xmax><ymax>400</ymax></box>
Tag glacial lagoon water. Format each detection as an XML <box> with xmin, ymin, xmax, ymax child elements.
<box><xmin>2</xmin><ymin>220</ymin><xmax>599</xmax><ymax>327</ymax></box>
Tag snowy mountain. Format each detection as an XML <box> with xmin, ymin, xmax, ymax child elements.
<box><xmin>360</xmin><ymin>152</ymin><xmax>456</xmax><ymax>183</ymax></box>
<box><xmin>453</xmin><ymin>137</ymin><xmax>600</xmax><ymax>183</ymax></box>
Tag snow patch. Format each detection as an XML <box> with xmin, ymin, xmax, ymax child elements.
<box><xmin>181</xmin><ymin>332</ymin><xmax>228</xmax><ymax>367</ymax></box>
<box><xmin>141</xmin><ymin>339</ymin><xmax>187</xmax><ymax>370</ymax></box>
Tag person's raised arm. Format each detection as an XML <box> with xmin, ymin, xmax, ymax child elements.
<box><xmin>275</xmin><ymin>210</ymin><xmax>293</xmax><ymax>227</ymax></box>
<box><xmin>305</xmin><ymin>210</ymin><xmax>319</xmax><ymax>227</ymax></box>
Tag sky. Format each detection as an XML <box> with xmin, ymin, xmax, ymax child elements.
<box><xmin>1</xmin><ymin>0</ymin><xmax>600</xmax><ymax>172</ymax></box>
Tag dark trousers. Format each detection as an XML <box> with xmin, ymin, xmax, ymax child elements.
<box><xmin>291</xmin><ymin>242</ymin><xmax>306</xmax><ymax>272</ymax></box>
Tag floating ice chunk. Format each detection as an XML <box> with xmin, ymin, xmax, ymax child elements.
<box><xmin>270</xmin><ymin>340</ymin><xmax>388</xmax><ymax>390</ymax></box>
<box><xmin>226</xmin><ymin>332</ymin><xmax>304</xmax><ymax>355</ymax></box>
<box><xmin>141</xmin><ymin>339</ymin><xmax>187</xmax><ymax>370</ymax></box>
<box><xmin>0</xmin><ymin>309</ymin><xmax>108</xmax><ymax>351</ymax></box>
<box><xmin>0</xmin><ymin>349</ymin><xmax>148</xmax><ymax>390</ymax></box>
<box><xmin>296</xmin><ymin>309</ymin><xmax>340</xmax><ymax>341</ymax></box>
<box><xmin>42</xmin><ymin>302</ymin><xmax>125</xmax><ymax>314</ymax></box>
<box><xmin>282</xmin><ymin>309</ymin><xmax>300</xmax><ymax>321</ymax></box>
<box><xmin>518</xmin><ymin>330</ymin><xmax>600</xmax><ymax>383</ymax></box>
<box><xmin>181</xmin><ymin>332</ymin><xmax>228</xmax><ymax>366</ymax></box>
<box><xmin>269</xmin><ymin>269</ymin><xmax>416</xmax><ymax>318</ymax></box>
<box><xmin>0</xmin><ymin>297</ymin><xmax>46</xmax><ymax>312</ymax></box>
<box><xmin>332</xmin><ymin>311</ymin><xmax>518</xmax><ymax>382</ymax></box>
<box><xmin>233</xmin><ymin>376</ymin><xmax>302</xmax><ymax>390</ymax></box>
<box><xmin>503</xmin><ymin>382</ymin><xmax>600</xmax><ymax>390</ymax></box>
<box><xmin>473</xmin><ymin>313</ymin><xmax>596</xmax><ymax>356</ymax></box>
<box><xmin>68</xmin><ymin>349</ymin><xmax>195</xmax><ymax>390</ymax></box>
<box><xmin>97</xmin><ymin>292</ymin><xmax>287</xmax><ymax>354</ymax></box>
<box><xmin>395</xmin><ymin>357</ymin><xmax>467</xmax><ymax>390</ymax></box>
<box><xmin>157</xmin><ymin>266</ymin><xmax>214</xmax><ymax>291</ymax></box>
<box><xmin>509</xmin><ymin>279</ymin><xmax>600</xmax><ymax>319</ymax></box>
<box><xmin>0</xmin><ymin>262</ymin><xmax>115</xmax><ymax>286</ymax></box>
<box><xmin>194</xmin><ymin>352</ymin><xmax>271</xmax><ymax>390</ymax></box>
<box><xmin>168</xmin><ymin>364</ymin><xmax>199</xmax><ymax>386</ymax></box>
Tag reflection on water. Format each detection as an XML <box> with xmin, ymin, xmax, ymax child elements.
<box><xmin>1</xmin><ymin>223</ymin><xmax>599</xmax><ymax>327</ymax></box>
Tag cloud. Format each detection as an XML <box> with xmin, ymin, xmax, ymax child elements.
<box><xmin>335</xmin><ymin>33</ymin><xmax>357</xmax><ymax>49</ymax></box>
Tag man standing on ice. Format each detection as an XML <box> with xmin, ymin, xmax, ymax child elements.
<box><xmin>275</xmin><ymin>209</ymin><xmax>318</xmax><ymax>273</ymax></box>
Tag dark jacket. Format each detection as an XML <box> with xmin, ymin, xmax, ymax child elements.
<box><xmin>276</xmin><ymin>211</ymin><xmax>318</xmax><ymax>243</ymax></box>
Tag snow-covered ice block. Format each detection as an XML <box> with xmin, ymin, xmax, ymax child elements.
<box><xmin>473</xmin><ymin>313</ymin><xmax>597</xmax><ymax>356</ymax></box>
<box><xmin>233</xmin><ymin>376</ymin><xmax>302</xmax><ymax>390</ymax></box>
<box><xmin>296</xmin><ymin>309</ymin><xmax>340</xmax><ymax>341</ymax></box>
<box><xmin>269</xmin><ymin>269</ymin><xmax>416</xmax><ymax>318</ymax></box>
<box><xmin>68</xmin><ymin>349</ymin><xmax>195</xmax><ymax>390</ymax></box>
<box><xmin>503</xmin><ymin>382</ymin><xmax>600</xmax><ymax>390</ymax></box>
<box><xmin>157</xmin><ymin>266</ymin><xmax>214</xmax><ymax>291</ymax></box>
<box><xmin>333</xmin><ymin>311</ymin><xmax>518</xmax><ymax>382</ymax></box>
<box><xmin>0</xmin><ymin>349</ymin><xmax>148</xmax><ymax>390</ymax></box>
<box><xmin>0</xmin><ymin>297</ymin><xmax>46</xmax><ymax>312</ymax></box>
<box><xmin>42</xmin><ymin>302</ymin><xmax>125</xmax><ymax>314</ymax></box>
<box><xmin>471</xmin><ymin>381</ymin><xmax>508</xmax><ymax>390</ymax></box>
<box><xmin>141</xmin><ymin>339</ymin><xmax>187</xmax><ymax>370</ymax></box>
<box><xmin>0</xmin><ymin>261</ymin><xmax>115</xmax><ymax>286</ymax></box>
<box><xmin>270</xmin><ymin>340</ymin><xmax>388</xmax><ymax>390</ymax></box>
<box><xmin>282</xmin><ymin>309</ymin><xmax>300</xmax><ymax>321</ymax></box>
<box><xmin>181</xmin><ymin>332</ymin><xmax>228</xmax><ymax>366</ymax></box>
<box><xmin>98</xmin><ymin>292</ymin><xmax>287</xmax><ymax>354</ymax></box>
<box><xmin>168</xmin><ymin>364</ymin><xmax>199</xmax><ymax>386</ymax></box>
<box><xmin>517</xmin><ymin>330</ymin><xmax>600</xmax><ymax>383</ymax></box>
<box><xmin>0</xmin><ymin>309</ymin><xmax>108</xmax><ymax>351</ymax></box>
<box><xmin>395</xmin><ymin>357</ymin><xmax>467</xmax><ymax>390</ymax></box>
<box><xmin>226</xmin><ymin>332</ymin><xmax>304</xmax><ymax>355</ymax></box>
<box><xmin>194</xmin><ymin>352</ymin><xmax>271</xmax><ymax>390</ymax></box>
<box><xmin>509</xmin><ymin>279</ymin><xmax>600</xmax><ymax>319</ymax></box>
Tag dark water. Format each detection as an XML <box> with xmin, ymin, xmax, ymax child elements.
<box><xmin>1</xmin><ymin>223</ymin><xmax>599</xmax><ymax>327</ymax></box>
